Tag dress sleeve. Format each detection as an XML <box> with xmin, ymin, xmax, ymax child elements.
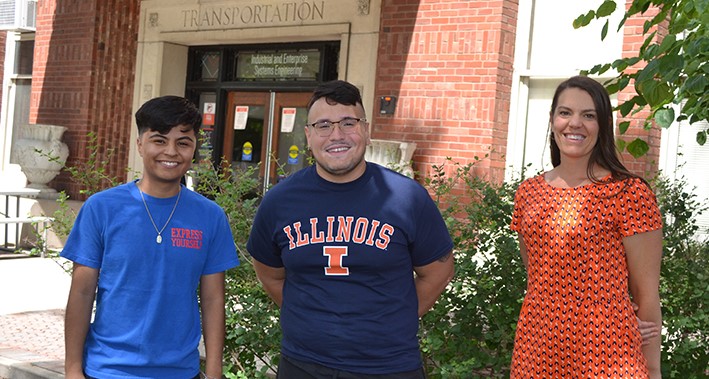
<box><xmin>510</xmin><ymin>180</ymin><xmax>530</xmax><ymax>233</ymax></box>
<box><xmin>617</xmin><ymin>178</ymin><xmax>663</xmax><ymax>237</ymax></box>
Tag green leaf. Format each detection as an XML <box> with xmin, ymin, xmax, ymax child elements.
<box><xmin>572</xmin><ymin>15</ymin><xmax>584</xmax><ymax>29</ymax></box>
<box><xmin>601</xmin><ymin>19</ymin><xmax>609</xmax><ymax>40</ymax></box>
<box><xmin>698</xmin><ymin>130</ymin><xmax>708</xmax><ymax>146</ymax></box>
<box><xmin>654</xmin><ymin>108</ymin><xmax>675</xmax><ymax>128</ymax></box>
<box><xmin>618</xmin><ymin>121</ymin><xmax>631</xmax><ymax>134</ymax></box>
<box><xmin>657</xmin><ymin>54</ymin><xmax>684</xmax><ymax>82</ymax></box>
<box><xmin>612</xmin><ymin>58</ymin><xmax>630</xmax><ymax>71</ymax></box>
<box><xmin>658</xmin><ymin>34</ymin><xmax>677</xmax><ymax>54</ymax></box>
<box><xmin>627</xmin><ymin>138</ymin><xmax>650</xmax><ymax>158</ymax></box>
<box><xmin>596</xmin><ymin>0</ymin><xmax>616</xmax><ymax>17</ymax></box>
<box><xmin>606</xmin><ymin>81</ymin><xmax>621</xmax><ymax>94</ymax></box>
<box><xmin>573</xmin><ymin>11</ymin><xmax>596</xmax><ymax>28</ymax></box>
<box><xmin>639</xmin><ymin>31</ymin><xmax>658</xmax><ymax>54</ymax></box>
<box><xmin>684</xmin><ymin>75</ymin><xmax>709</xmax><ymax>94</ymax></box>
<box><xmin>636</xmin><ymin>59</ymin><xmax>659</xmax><ymax>83</ymax></box>
<box><xmin>618</xmin><ymin>101</ymin><xmax>636</xmax><ymax>117</ymax></box>
<box><xmin>615</xmin><ymin>138</ymin><xmax>627</xmax><ymax>152</ymax></box>
<box><xmin>636</xmin><ymin>79</ymin><xmax>672</xmax><ymax>108</ymax></box>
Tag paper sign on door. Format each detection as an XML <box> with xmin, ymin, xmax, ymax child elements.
<box><xmin>203</xmin><ymin>102</ymin><xmax>216</xmax><ymax>126</ymax></box>
<box><xmin>234</xmin><ymin>106</ymin><xmax>249</xmax><ymax>130</ymax></box>
<box><xmin>281</xmin><ymin>108</ymin><xmax>296</xmax><ymax>133</ymax></box>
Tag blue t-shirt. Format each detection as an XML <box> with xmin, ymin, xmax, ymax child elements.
<box><xmin>61</xmin><ymin>182</ymin><xmax>239</xmax><ymax>379</ymax></box>
<box><xmin>247</xmin><ymin>163</ymin><xmax>453</xmax><ymax>374</ymax></box>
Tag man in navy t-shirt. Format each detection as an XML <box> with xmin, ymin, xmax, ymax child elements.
<box><xmin>247</xmin><ymin>80</ymin><xmax>454</xmax><ymax>378</ymax></box>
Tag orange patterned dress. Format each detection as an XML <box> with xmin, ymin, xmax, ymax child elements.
<box><xmin>509</xmin><ymin>174</ymin><xmax>662</xmax><ymax>378</ymax></box>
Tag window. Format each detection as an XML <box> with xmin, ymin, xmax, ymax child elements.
<box><xmin>14</xmin><ymin>39</ymin><xmax>34</xmax><ymax>75</ymax></box>
<box><xmin>506</xmin><ymin>1</ymin><xmax>624</xmax><ymax>179</ymax></box>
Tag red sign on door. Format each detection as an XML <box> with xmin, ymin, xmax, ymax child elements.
<box><xmin>203</xmin><ymin>102</ymin><xmax>216</xmax><ymax>126</ymax></box>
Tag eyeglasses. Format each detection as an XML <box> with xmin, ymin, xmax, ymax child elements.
<box><xmin>306</xmin><ymin>117</ymin><xmax>366</xmax><ymax>137</ymax></box>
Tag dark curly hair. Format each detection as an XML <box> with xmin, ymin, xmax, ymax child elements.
<box><xmin>135</xmin><ymin>96</ymin><xmax>202</xmax><ymax>136</ymax></box>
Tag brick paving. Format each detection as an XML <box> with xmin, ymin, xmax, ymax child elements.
<box><xmin>0</xmin><ymin>254</ymin><xmax>69</xmax><ymax>378</ymax></box>
<box><xmin>0</xmin><ymin>309</ymin><xmax>65</xmax><ymax>361</ymax></box>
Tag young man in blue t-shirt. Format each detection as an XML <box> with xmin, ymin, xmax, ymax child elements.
<box><xmin>62</xmin><ymin>96</ymin><xmax>239</xmax><ymax>379</ymax></box>
<box><xmin>247</xmin><ymin>80</ymin><xmax>455</xmax><ymax>378</ymax></box>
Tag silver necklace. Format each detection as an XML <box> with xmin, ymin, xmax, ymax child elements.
<box><xmin>138</xmin><ymin>185</ymin><xmax>181</xmax><ymax>244</ymax></box>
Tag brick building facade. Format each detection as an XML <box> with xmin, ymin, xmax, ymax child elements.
<box><xmin>0</xmin><ymin>1</ymin><xmax>671</xmax><ymax>201</ymax></box>
<box><xmin>30</xmin><ymin>0</ymin><xmax>139</xmax><ymax>197</ymax></box>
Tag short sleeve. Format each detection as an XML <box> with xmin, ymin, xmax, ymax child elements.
<box><xmin>60</xmin><ymin>197</ymin><xmax>104</xmax><ymax>269</ymax></box>
<box><xmin>202</xmin><ymin>208</ymin><xmax>240</xmax><ymax>275</ymax></box>
<box><xmin>510</xmin><ymin>179</ymin><xmax>532</xmax><ymax>233</ymax></box>
<box><xmin>246</xmin><ymin>197</ymin><xmax>285</xmax><ymax>268</ymax></box>
<box><xmin>616</xmin><ymin>178</ymin><xmax>663</xmax><ymax>237</ymax></box>
<box><xmin>410</xmin><ymin>191</ymin><xmax>453</xmax><ymax>267</ymax></box>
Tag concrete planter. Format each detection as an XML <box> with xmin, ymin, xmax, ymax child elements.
<box><xmin>12</xmin><ymin>124</ymin><xmax>69</xmax><ymax>195</ymax></box>
<box><xmin>366</xmin><ymin>139</ymin><xmax>417</xmax><ymax>178</ymax></box>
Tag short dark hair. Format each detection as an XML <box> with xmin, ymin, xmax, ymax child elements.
<box><xmin>549</xmin><ymin>75</ymin><xmax>636</xmax><ymax>182</ymax></box>
<box><xmin>135</xmin><ymin>96</ymin><xmax>202</xmax><ymax>135</ymax></box>
<box><xmin>307</xmin><ymin>80</ymin><xmax>365</xmax><ymax>116</ymax></box>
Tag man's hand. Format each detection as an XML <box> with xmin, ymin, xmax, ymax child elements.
<box><xmin>634</xmin><ymin>302</ymin><xmax>661</xmax><ymax>345</ymax></box>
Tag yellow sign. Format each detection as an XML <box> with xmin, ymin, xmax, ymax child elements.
<box><xmin>242</xmin><ymin>141</ymin><xmax>253</xmax><ymax>155</ymax></box>
<box><xmin>289</xmin><ymin>145</ymin><xmax>299</xmax><ymax>159</ymax></box>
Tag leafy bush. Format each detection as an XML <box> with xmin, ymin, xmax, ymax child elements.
<box><xmin>418</xmin><ymin>161</ymin><xmax>709</xmax><ymax>378</ymax></box>
<box><xmin>653</xmin><ymin>174</ymin><xmax>709</xmax><ymax>378</ymax></box>
<box><xmin>420</xmin><ymin>158</ymin><xmax>526</xmax><ymax>378</ymax></box>
<box><xmin>190</xmin><ymin>159</ymin><xmax>280</xmax><ymax>378</ymax></box>
<box><xmin>49</xmin><ymin>137</ymin><xmax>708</xmax><ymax>378</ymax></box>
<box><xmin>50</xmin><ymin>131</ymin><xmax>122</xmax><ymax>240</ymax></box>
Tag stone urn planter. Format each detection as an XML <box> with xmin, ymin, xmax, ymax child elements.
<box><xmin>365</xmin><ymin>139</ymin><xmax>417</xmax><ymax>178</ymax></box>
<box><xmin>12</xmin><ymin>124</ymin><xmax>70</xmax><ymax>194</ymax></box>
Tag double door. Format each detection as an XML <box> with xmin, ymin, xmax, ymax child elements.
<box><xmin>223</xmin><ymin>92</ymin><xmax>311</xmax><ymax>191</ymax></box>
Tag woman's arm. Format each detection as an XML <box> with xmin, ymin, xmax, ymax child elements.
<box><xmin>625</xmin><ymin>229</ymin><xmax>663</xmax><ymax>379</ymax></box>
<box><xmin>517</xmin><ymin>235</ymin><xmax>529</xmax><ymax>270</ymax></box>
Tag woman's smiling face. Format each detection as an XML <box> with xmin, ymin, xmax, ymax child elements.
<box><xmin>551</xmin><ymin>87</ymin><xmax>600</xmax><ymax>164</ymax></box>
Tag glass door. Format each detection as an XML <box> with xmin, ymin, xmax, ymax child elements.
<box><xmin>224</xmin><ymin>91</ymin><xmax>311</xmax><ymax>191</ymax></box>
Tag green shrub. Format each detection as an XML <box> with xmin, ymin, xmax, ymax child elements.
<box><xmin>190</xmin><ymin>159</ymin><xmax>280</xmax><ymax>378</ymax></box>
<box><xmin>653</xmin><ymin>174</ymin><xmax>709</xmax><ymax>378</ymax></box>
<box><xmin>49</xmin><ymin>136</ymin><xmax>708</xmax><ymax>378</ymax></box>
<box><xmin>420</xmin><ymin>158</ymin><xmax>526</xmax><ymax>378</ymax></box>
<box><xmin>419</xmin><ymin>161</ymin><xmax>709</xmax><ymax>378</ymax></box>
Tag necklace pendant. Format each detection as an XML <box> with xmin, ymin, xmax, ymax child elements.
<box><xmin>156</xmin><ymin>235</ymin><xmax>163</xmax><ymax>244</ymax></box>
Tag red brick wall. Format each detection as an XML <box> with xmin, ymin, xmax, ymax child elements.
<box><xmin>374</xmin><ymin>0</ymin><xmax>518</xmax><ymax>182</ymax></box>
<box><xmin>618</xmin><ymin>4</ymin><xmax>666</xmax><ymax>177</ymax></box>
<box><xmin>31</xmin><ymin>0</ymin><xmax>139</xmax><ymax>199</ymax></box>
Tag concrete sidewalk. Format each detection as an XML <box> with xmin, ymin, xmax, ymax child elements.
<box><xmin>0</xmin><ymin>252</ymin><xmax>69</xmax><ymax>379</ymax></box>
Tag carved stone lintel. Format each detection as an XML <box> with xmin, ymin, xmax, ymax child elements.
<box><xmin>358</xmin><ymin>0</ymin><xmax>371</xmax><ymax>16</ymax></box>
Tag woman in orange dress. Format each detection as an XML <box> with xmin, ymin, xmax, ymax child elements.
<box><xmin>510</xmin><ymin>76</ymin><xmax>663</xmax><ymax>378</ymax></box>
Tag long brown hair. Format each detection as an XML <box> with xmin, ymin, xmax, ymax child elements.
<box><xmin>549</xmin><ymin>76</ymin><xmax>638</xmax><ymax>182</ymax></box>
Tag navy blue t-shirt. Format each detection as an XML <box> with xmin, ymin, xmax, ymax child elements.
<box><xmin>247</xmin><ymin>163</ymin><xmax>453</xmax><ymax>374</ymax></box>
